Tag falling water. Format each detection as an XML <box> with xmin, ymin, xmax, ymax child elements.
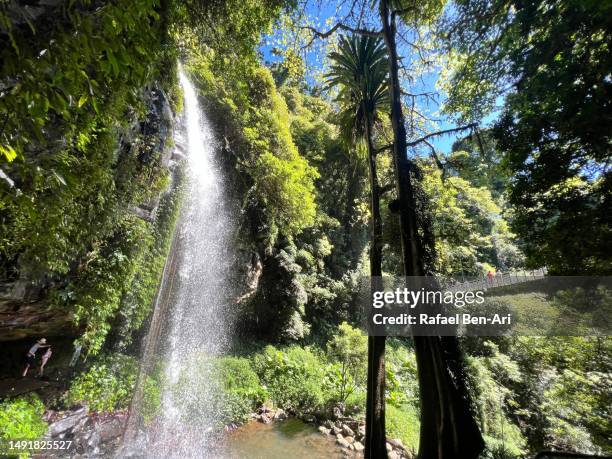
<box><xmin>122</xmin><ymin>69</ymin><xmax>236</xmax><ymax>458</ymax></box>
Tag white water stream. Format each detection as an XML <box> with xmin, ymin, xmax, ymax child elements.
<box><xmin>124</xmin><ymin>69</ymin><xmax>236</xmax><ymax>458</ymax></box>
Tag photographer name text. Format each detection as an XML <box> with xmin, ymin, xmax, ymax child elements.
<box><xmin>372</xmin><ymin>312</ymin><xmax>512</xmax><ymax>326</ymax></box>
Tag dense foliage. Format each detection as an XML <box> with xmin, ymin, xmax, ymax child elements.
<box><xmin>0</xmin><ymin>0</ymin><xmax>164</xmax><ymax>163</ymax></box>
<box><xmin>191</xmin><ymin>57</ymin><xmax>318</xmax><ymax>238</ymax></box>
<box><xmin>420</xmin><ymin>161</ymin><xmax>520</xmax><ymax>276</ymax></box>
<box><xmin>65</xmin><ymin>353</ymin><xmax>138</xmax><ymax>412</ymax></box>
<box><xmin>0</xmin><ymin>1</ymin><xmax>609</xmax><ymax>458</ymax></box>
<box><xmin>0</xmin><ymin>394</ymin><xmax>47</xmax><ymax>448</ymax></box>
<box><xmin>443</xmin><ymin>0</ymin><xmax>612</xmax><ymax>274</ymax></box>
<box><xmin>0</xmin><ymin>0</ymin><xmax>185</xmax><ymax>355</ymax></box>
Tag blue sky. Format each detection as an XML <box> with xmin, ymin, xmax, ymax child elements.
<box><xmin>259</xmin><ymin>1</ymin><xmax>498</xmax><ymax>155</ymax></box>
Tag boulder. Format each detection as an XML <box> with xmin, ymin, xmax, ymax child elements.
<box><xmin>341</xmin><ymin>424</ymin><xmax>354</xmax><ymax>437</ymax></box>
<box><xmin>331</xmin><ymin>426</ymin><xmax>342</xmax><ymax>435</ymax></box>
<box><xmin>256</xmin><ymin>414</ymin><xmax>271</xmax><ymax>424</ymax></box>
<box><xmin>86</xmin><ymin>430</ymin><xmax>101</xmax><ymax>449</ymax></box>
<box><xmin>336</xmin><ymin>437</ymin><xmax>351</xmax><ymax>449</ymax></box>
<box><xmin>386</xmin><ymin>443</ymin><xmax>393</xmax><ymax>452</ymax></box>
<box><xmin>318</xmin><ymin>426</ymin><xmax>330</xmax><ymax>435</ymax></box>
<box><xmin>273</xmin><ymin>409</ymin><xmax>287</xmax><ymax>421</ymax></box>
<box><xmin>73</xmin><ymin>416</ymin><xmax>90</xmax><ymax>436</ymax></box>
<box><xmin>0</xmin><ymin>297</ymin><xmax>76</xmax><ymax>341</ymax></box>
<box><xmin>388</xmin><ymin>451</ymin><xmax>399</xmax><ymax>459</ymax></box>
<box><xmin>97</xmin><ymin>418</ymin><xmax>124</xmax><ymax>443</ymax></box>
<box><xmin>353</xmin><ymin>441</ymin><xmax>365</xmax><ymax>452</ymax></box>
<box><xmin>344</xmin><ymin>436</ymin><xmax>354</xmax><ymax>444</ymax></box>
<box><xmin>73</xmin><ymin>426</ymin><xmax>100</xmax><ymax>453</ymax></box>
<box><xmin>47</xmin><ymin>407</ymin><xmax>88</xmax><ymax>437</ymax></box>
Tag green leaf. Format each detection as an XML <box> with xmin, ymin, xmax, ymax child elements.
<box><xmin>107</xmin><ymin>50</ymin><xmax>119</xmax><ymax>76</ymax></box>
<box><xmin>0</xmin><ymin>144</ymin><xmax>18</xmax><ymax>162</ymax></box>
<box><xmin>78</xmin><ymin>94</ymin><xmax>88</xmax><ymax>108</ymax></box>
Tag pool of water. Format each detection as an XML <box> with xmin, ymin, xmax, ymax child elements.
<box><xmin>223</xmin><ymin>418</ymin><xmax>355</xmax><ymax>459</ymax></box>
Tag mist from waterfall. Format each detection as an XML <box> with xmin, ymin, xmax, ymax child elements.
<box><xmin>125</xmin><ymin>69</ymin><xmax>237</xmax><ymax>458</ymax></box>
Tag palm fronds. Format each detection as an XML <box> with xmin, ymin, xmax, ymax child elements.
<box><xmin>326</xmin><ymin>34</ymin><xmax>390</xmax><ymax>155</ymax></box>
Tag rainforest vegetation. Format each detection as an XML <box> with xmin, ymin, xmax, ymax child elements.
<box><xmin>0</xmin><ymin>0</ymin><xmax>610</xmax><ymax>458</ymax></box>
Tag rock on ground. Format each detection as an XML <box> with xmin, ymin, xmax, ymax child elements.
<box><xmin>341</xmin><ymin>424</ymin><xmax>354</xmax><ymax>437</ymax></box>
<box><xmin>336</xmin><ymin>437</ymin><xmax>351</xmax><ymax>449</ymax></box>
<box><xmin>47</xmin><ymin>406</ymin><xmax>89</xmax><ymax>437</ymax></box>
<box><xmin>42</xmin><ymin>407</ymin><xmax>127</xmax><ymax>458</ymax></box>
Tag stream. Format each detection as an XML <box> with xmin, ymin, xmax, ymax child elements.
<box><xmin>224</xmin><ymin>419</ymin><xmax>351</xmax><ymax>459</ymax></box>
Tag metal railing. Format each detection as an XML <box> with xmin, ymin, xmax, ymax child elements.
<box><xmin>446</xmin><ymin>268</ymin><xmax>547</xmax><ymax>293</ymax></box>
<box><xmin>534</xmin><ymin>452</ymin><xmax>612</xmax><ymax>459</ymax></box>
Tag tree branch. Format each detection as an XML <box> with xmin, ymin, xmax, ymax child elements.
<box><xmin>406</xmin><ymin>123</ymin><xmax>477</xmax><ymax>148</ymax></box>
<box><xmin>423</xmin><ymin>140</ymin><xmax>444</xmax><ymax>170</ymax></box>
<box><xmin>374</xmin><ymin>143</ymin><xmax>393</xmax><ymax>155</ymax></box>
<box><xmin>301</xmin><ymin>23</ymin><xmax>382</xmax><ymax>48</ymax></box>
<box><xmin>400</xmin><ymin>89</ymin><xmax>436</xmax><ymax>99</ymax></box>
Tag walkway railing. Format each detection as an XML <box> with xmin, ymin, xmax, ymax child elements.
<box><xmin>446</xmin><ymin>268</ymin><xmax>548</xmax><ymax>293</ymax></box>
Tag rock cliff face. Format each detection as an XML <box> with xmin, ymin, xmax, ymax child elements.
<box><xmin>0</xmin><ymin>280</ymin><xmax>76</xmax><ymax>342</ymax></box>
<box><xmin>0</xmin><ymin>85</ymin><xmax>175</xmax><ymax>345</ymax></box>
<box><xmin>211</xmin><ymin>119</ymin><xmax>310</xmax><ymax>342</ymax></box>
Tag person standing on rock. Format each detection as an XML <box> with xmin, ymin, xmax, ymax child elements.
<box><xmin>22</xmin><ymin>338</ymin><xmax>50</xmax><ymax>377</ymax></box>
<box><xmin>39</xmin><ymin>346</ymin><xmax>52</xmax><ymax>377</ymax></box>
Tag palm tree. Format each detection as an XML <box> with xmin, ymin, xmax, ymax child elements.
<box><xmin>327</xmin><ymin>34</ymin><xmax>390</xmax><ymax>458</ymax></box>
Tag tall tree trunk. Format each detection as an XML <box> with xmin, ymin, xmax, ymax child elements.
<box><xmin>343</xmin><ymin>162</ymin><xmax>362</xmax><ymax>268</ymax></box>
<box><xmin>363</xmin><ymin>108</ymin><xmax>388</xmax><ymax>459</ymax></box>
<box><xmin>378</xmin><ymin>2</ymin><xmax>485</xmax><ymax>458</ymax></box>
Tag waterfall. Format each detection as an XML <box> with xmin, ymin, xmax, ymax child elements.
<box><xmin>121</xmin><ymin>69</ymin><xmax>236</xmax><ymax>458</ymax></box>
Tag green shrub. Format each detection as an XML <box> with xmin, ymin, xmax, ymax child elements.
<box><xmin>325</xmin><ymin>322</ymin><xmax>367</xmax><ymax>403</ymax></box>
<box><xmin>385</xmin><ymin>341</ymin><xmax>419</xmax><ymax>408</ymax></box>
<box><xmin>141</xmin><ymin>361</ymin><xmax>165</xmax><ymax>424</ymax></box>
<box><xmin>0</xmin><ymin>394</ymin><xmax>47</xmax><ymax>446</ymax></box>
<box><xmin>481</xmin><ymin>436</ymin><xmax>527</xmax><ymax>459</ymax></box>
<box><xmin>214</xmin><ymin>356</ymin><xmax>268</xmax><ymax>424</ymax></box>
<box><xmin>344</xmin><ymin>389</ymin><xmax>366</xmax><ymax>417</ymax></box>
<box><xmin>465</xmin><ymin>350</ymin><xmax>526</xmax><ymax>457</ymax></box>
<box><xmin>141</xmin><ymin>375</ymin><xmax>162</xmax><ymax>425</ymax></box>
<box><xmin>386</xmin><ymin>404</ymin><xmax>420</xmax><ymax>454</ymax></box>
<box><xmin>252</xmin><ymin>345</ymin><xmax>329</xmax><ymax>412</ymax></box>
<box><xmin>65</xmin><ymin>354</ymin><xmax>137</xmax><ymax>412</ymax></box>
